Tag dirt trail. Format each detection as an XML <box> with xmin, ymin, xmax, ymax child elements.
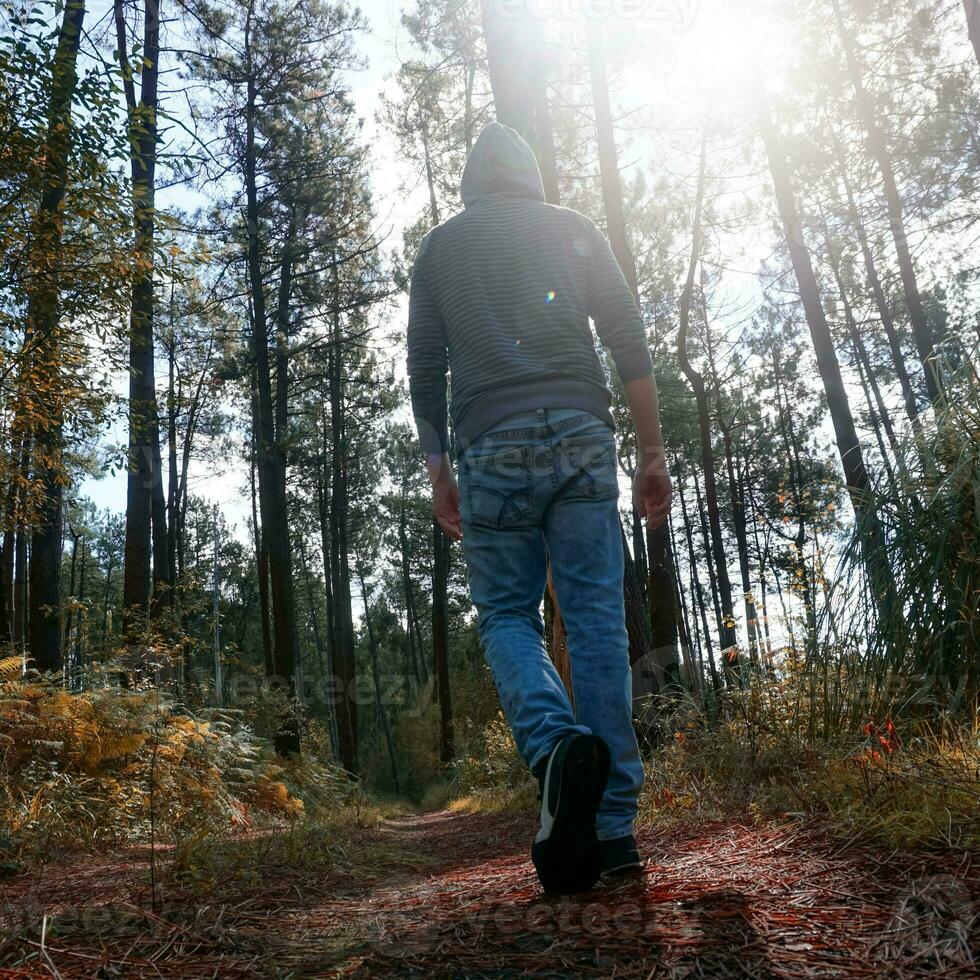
<box><xmin>0</xmin><ymin>809</ymin><xmax>976</xmax><ymax>977</ymax></box>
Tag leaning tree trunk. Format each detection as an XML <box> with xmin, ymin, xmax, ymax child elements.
<box><xmin>675</xmin><ymin>132</ymin><xmax>740</xmax><ymax>681</ymax></box>
<box><xmin>756</xmin><ymin>79</ymin><xmax>895</xmax><ymax>616</ymax></box>
<box><xmin>115</xmin><ymin>0</ymin><xmax>168</xmax><ymax>640</ymax></box>
<box><xmin>27</xmin><ymin>0</ymin><xmax>87</xmax><ymax>674</ymax></box>
<box><xmin>587</xmin><ymin>20</ymin><xmax>681</xmax><ymax>681</ymax></box>
<box><xmin>964</xmin><ymin>0</ymin><xmax>980</xmax><ymax>71</ymax></box>
<box><xmin>832</xmin><ymin>140</ymin><xmax>919</xmax><ymax>424</ymax></box>
<box><xmin>831</xmin><ymin>0</ymin><xmax>940</xmax><ymax>402</ymax></box>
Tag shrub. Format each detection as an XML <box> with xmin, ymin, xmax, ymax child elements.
<box><xmin>0</xmin><ymin>665</ymin><xmax>349</xmax><ymax>861</ymax></box>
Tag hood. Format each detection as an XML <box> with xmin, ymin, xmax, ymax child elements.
<box><xmin>460</xmin><ymin>122</ymin><xmax>546</xmax><ymax>207</ymax></box>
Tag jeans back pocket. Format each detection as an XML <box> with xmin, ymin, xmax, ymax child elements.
<box><xmin>558</xmin><ymin>431</ymin><xmax>618</xmax><ymax>501</ymax></box>
<box><xmin>462</xmin><ymin>445</ymin><xmax>534</xmax><ymax>529</ymax></box>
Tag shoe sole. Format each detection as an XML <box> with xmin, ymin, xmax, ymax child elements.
<box><xmin>531</xmin><ymin>734</ymin><xmax>610</xmax><ymax>893</ymax></box>
<box><xmin>600</xmin><ymin>859</ymin><xmax>644</xmax><ymax>877</ymax></box>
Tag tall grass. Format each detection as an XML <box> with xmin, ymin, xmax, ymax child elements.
<box><xmin>803</xmin><ymin>348</ymin><xmax>979</xmax><ymax>735</ymax></box>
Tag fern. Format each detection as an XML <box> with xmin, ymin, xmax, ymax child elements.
<box><xmin>0</xmin><ymin>667</ymin><xmax>349</xmax><ymax>858</ymax></box>
<box><xmin>0</xmin><ymin>654</ymin><xmax>22</xmax><ymax>690</ymax></box>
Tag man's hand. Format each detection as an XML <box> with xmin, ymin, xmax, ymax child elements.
<box><xmin>623</xmin><ymin>374</ymin><xmax>671</xmax><ymax>528</ymax></box>
<box><xmin>633</xmin><ymin>452</ymin><xmax>672</xmax><ymax>528</ymax></box>
<box><xmin>427</xmin><ymin>452</ymin><xmax>463</xmax><ymax>540</ymax></box>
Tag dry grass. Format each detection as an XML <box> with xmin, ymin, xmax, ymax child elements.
<box><xmin>640</xmin><ymin>699</ymin><xmax>980</xmax><ymax>851</ymax></box>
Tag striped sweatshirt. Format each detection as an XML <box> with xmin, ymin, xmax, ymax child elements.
<box><xmin>407</xmin><ymin>122</ymin><xmax>653</xmax><ymax>455</ymax></box>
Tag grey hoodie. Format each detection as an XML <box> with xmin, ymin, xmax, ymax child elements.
<box><xmin>407</xmin><ymin>123</ymin><xmax>652</xmax><ymax>454</ymax></box>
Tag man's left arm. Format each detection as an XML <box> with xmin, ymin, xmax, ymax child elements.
<box><xmin>585</xmin><ymin>221</ymin><xmax>671</xmax><ymax>527</ymax></box>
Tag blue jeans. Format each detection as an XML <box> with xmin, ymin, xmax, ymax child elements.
<box><xmin>457</xmin><ymin>408</ymin><xmax>643</xmax><ymax>841</ymax></box>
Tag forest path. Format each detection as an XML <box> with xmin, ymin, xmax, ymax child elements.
<box><xmin>0</xmin><ymin>808</ymin><xmax>976</xmax><ymax>977</ymax></box>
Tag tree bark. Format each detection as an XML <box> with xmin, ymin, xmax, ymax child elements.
<box><xmin>27</xmin><ymin>0</ymin><xmax>87</xmax><ymax>674</ymax></box>
<box><xmin>243</xmin><ymin>20</ymin><xmax>299</xmax><ymax>753</ymax></box>
<box><xmin>328</xmin><ymin>296</ymin><xmax>357</xmax><ymax>773</ymax></box>
<box><xmin>480</xmin><ymin>0</ymin><xmax>559</xmax><ymax>204</ymax></box>
<box><xmin>116</xmin><ymin>0</ymin><xmax>167</xmax><ymax>640</ymax></box>
<box><xmin>964</xmin><ymin>0</ymin><xmax>980</xmax><ymax>72</ymax></box>
<box><xmin>249</xmin><ymin>395</ymin><xmax>273</xmax><ymax>678</ymax></box>
<box><xmin>359</xmin><ymin>567</ymin><xmax>400</xmax><ymax>794</ymax></box>
<box><xmin>587</xmin><ymin>19</ymin><xmax>681</xmax><ymax>671</ymax></box>
<box><xmin>431</xmin><ymin>520</ymin><xmax>454</xmax><ymax>764</ymax></box>
<box><xmin>756</xmin><ymin>84</ymin><xmax>878</xmax><ymax>517</ymax></box>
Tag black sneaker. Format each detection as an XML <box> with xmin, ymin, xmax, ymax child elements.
<box><xmin>531</xmin><ymin>733</ymin><xmax>610</xmax><ymax>893</ymax></box>
<box><xmin>599</xmin><ymin>834</ymin><xmax>643</xmax><ymax>877</ymax></box>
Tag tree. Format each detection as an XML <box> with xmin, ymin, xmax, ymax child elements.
<box><xmin>676</xmin><ymin>133</ymin><xmax>739</xmax><ymax>681</ymax></box>
<box><xmin>830</xmin><ymin>0</ymin><xmax>941</xmax><ymax>402</ymax></box>
<box><xmin>586</xmin><ymin>19</ymin><xmax>681</xmax><ymax>680</ymax></box>
<box><xmin>115</xmin><ymin>0</ymin><xmax>168</xmax><ymax>646</ymax></box>
<box><xmin>25</xmin><ymin>0</ymin><xmax>87</xmax><ymax>673</ymax></box>
<box><xmin>964</xmin><ymin>0</ymin><xmax>980</xmax><ymax>71</ymax></box>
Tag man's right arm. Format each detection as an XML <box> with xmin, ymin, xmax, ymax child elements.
<box><xmin>407</xmin><ymin>236</ymin><xmax>463</xmax><ymax>540</ymax></box>
<box><xmin>624</xmin><ymin>374</ymin><xmax>671</xmax><ymax>528</ymax></box>
<box><xmin>407</xmin><ymin>236</ymin><xmax>450</xmax><ymax>457</ymax></box>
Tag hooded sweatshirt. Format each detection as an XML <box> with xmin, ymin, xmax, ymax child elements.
<box><xmin>407</xmin><ymin>122</ymin><xmax>653</xmax><ymax>455</ymax></box>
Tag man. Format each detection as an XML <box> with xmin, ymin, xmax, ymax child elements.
<box><xmin>407</xmin><ymin>123</ymin><xmax>671</xmax><ymax>893</ymax></box>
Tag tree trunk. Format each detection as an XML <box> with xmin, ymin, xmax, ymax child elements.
<box><xmin>359</xmin><ymin>568</ymin><xmax>400</xmax><ymax>794</ymax></box>
<box><xmin>328</xmin><ymin>303</ymin><xmax>357</xmax><ymax>773</ymax></box>
<box><xmin>758</xmin><ymin>89</ymin><xmax>872</xmax><ymax>495</ymax></box>
<box><xmin>116</xmin><ymin>0</ymin><xmax>167</xmax><ymax>639</ymax></box>
<box><xmin>165</xmin><ymin>278</ymin><xmax>179</xmax><ymax>602</ymax></box>
<box><xmin>480</xmin><ymin>0</ymin><xmax>559</xmax><ymax>203</ymax></box>
<box><xmin>832</xmin><ymin>0</ymin><xmax>940</xmax><ymax>402</ymax></box>
<box><xmin>756</xmin><ymin>81</ymin><xmax>895</xmax><ymax>617</ymax></box>
<box><xmin>431</xmin><ymin>521</ymin><xmax>454</xmax><ymax>764</ymax></box>
<box><xmin>12</xmin><ymin>437</ymin><xmax>29</xmax><ymax>651</ymax></box>
<box><xmin>587</xmin><ymin>19</ymin><xmax>681</xmax><ymax>672</ymax></box>
<box><xmin>704</xmin><ymin>332</ymin><xmax>759</xmax><ymax>667</ymax></box>
<box><xmin>964</xmin><ymin>0</ymin><xmax>980</xmax><ymax>71</ymax></box>
<box><xmin>835</xmin><ymin>151</ymin><xmax>919</xmax><ymax>423</ymax></box>
<box><xmin>677</xmin><ymin>466</ymin><xmax>721</xmax><ymax>696</ymax></box>
<box><xmin>27</xmin><ymin>0</ymin><xmax>87</xmax><ymax>674</ymax></box>
<box><xmin>243</xmin><ymin>32</ymin><xmax>298</xmax><ymax>754</ymax></box>
<box><xmin>63</xmin><ymin>526</ymin><xmax>79</xmax><ymax>654</ymax></box>
<box><xmin>398</xmin><ymin>487</ymin><xmax>424</xmax><ymax>686</ymax></box>
<box><xmin>315</xmin><ymin>415</ymin><xmax>340</xmax><ymax>760</ymax></box>
<box><xmin>75</xmin><ymin>537</ymin><xmax>87</xmax><ymax>673</ymax></box>
<box><xmin>249</xmin><ymin>401</ymin><xmax>273</xmax><ymax>678</ymax></box>
<box><xmin>675</xmin><ymin>132</ymin><xmax>740</xmax><ymax>679</ymax></box>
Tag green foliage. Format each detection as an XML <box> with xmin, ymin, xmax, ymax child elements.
<box><xmin>815</xmin><ymin>351</ymin><xmax>980</xmax><ymax>726</ymax></box>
